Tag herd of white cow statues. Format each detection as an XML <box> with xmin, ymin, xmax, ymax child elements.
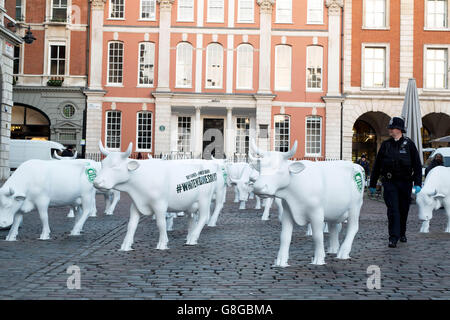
<box><xmin>0</xmin><ymin>139</ymin><xmax>449</xmax><ymax>267</ymax></box>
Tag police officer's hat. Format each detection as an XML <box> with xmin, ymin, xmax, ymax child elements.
<box><xmin>387</xmin><ymin>117</ymin><xmax>406</xmax><ymax>133</ymax></box>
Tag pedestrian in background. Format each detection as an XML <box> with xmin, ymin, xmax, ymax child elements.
<box><xmin>369</xmin><ymin>117</ymin><xmax>422</xmax><ymax>248</ymax></box>
<box><xmin>357</xmin><ymin>154</ymin><xmax>371</xmax><ymax>178</ymax></box>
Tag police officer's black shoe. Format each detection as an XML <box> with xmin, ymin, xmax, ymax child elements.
<box><xmin>400</xmin><ymin>236</ymin><xmax>407</xmax><ymax>243</ymax></box>
<box><xmin>388</xmin><ymin>240</ymin><xmax>397</xmax><ymax>248</ymax></box>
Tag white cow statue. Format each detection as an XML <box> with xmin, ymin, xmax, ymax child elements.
<box><xmin>0</xmin><ymin>159</ymin><xmax>97</xmax><ymax>240</ymax></box>
<box><xmin>93</xmin><ymin>141</ymin><xmax>224</xmax><ymax>251</ymax></box>
<box><xmin>250</xmin><ymin>140</ymin><xmax>364</xmax><ymax>266</ymax></box>
<box><xmin>417</xmin><ymin>166</ymin><xmax>450</xmax><ymax>233</ymax></box>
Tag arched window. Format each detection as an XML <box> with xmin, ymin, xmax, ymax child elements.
<box><xmin>274</xmin><ymin>114</ymin><xmax>290</xmax><ymax>152</ymax></box>
<box><xmin>176</xmin><ymin>42</ymin><xmax>193</xmax><ymax>88</ymax></box>
<box><xmin>206</xmin><ymin>43</ymin><xmax>223</xmax><ymax>89</ymax></box>
<box><xmin>236</xmin><ymin>44</ymin><xmax>253</xmax><ymax>89</ymax></box>
<box><xmin>138</xmin><ymin>42</ymin><xmax>155</xmax><ymax>86</ymax></box>
<box><xmin>106</xmin><ymin>110</ymin><xmax>122</xmax><ymax>150</ymax></box>
<box><xmin>305</xmin><ymin>116</ymin><xmax>322</xmax><ymax>156</ymax></box>
<box><xmin>306</xmin><ymin>45</ymin><xmax>323</xmax><ymax>90</ymax></box>
<box><xmin>136</xmin><ymin>111</ymin><xmax>152</xmax><ymax>151</ymax></box>
<box><xmin>275</xmin><ymin>45</ymin><xmax>292</xmax><ymax>91</ymax></box>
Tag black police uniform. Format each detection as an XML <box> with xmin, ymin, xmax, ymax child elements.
<box><xmin>369</xmin><ymin>135</ymin><xmax>422</xmax><ymax>244</ymax></box>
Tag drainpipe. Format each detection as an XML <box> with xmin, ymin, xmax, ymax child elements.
<box><xmin>81</xmin><ymin>0</ymin><xmax>91</xmax><ymax>159</ymax></box>
<box><xmin>340</xmin><ymin>6</ymin><xmax>344</xmax><ymax>160</ymax></box>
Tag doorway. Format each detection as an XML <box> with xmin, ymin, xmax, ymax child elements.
<box><xmin>202</xmin><ymin>118</ymin><xmax>224</xmax><ymax>159</ymax></box>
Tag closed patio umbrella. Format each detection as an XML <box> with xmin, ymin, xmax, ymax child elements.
<box><xmin>401</xmin><ymin>78</ymin><xmax>423</xmax><ymax>165</ymax></box>
<box><xmin>431</xmin><ymin>135</ymin><xmax>450</xmax><ymax>143</ymax></box>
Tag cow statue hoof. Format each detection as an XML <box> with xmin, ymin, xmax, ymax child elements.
<box><xmin>156</xmin><ymin>242</ymin><xmax>169</xmax><ymax>250</ymax></box>
<box><xmin>419</xmin><ymin>220</ymin><xmax>430</xmax><ymax>233</ymax></box>
<box><xmin>69</xmin><ymin>230</ymin><xmax>82</xmax><ymax>236</ymax></box>
<box><xmin>105</xmin><ymin>211</ymin><xmax>114</xmax><ymax>216</ymax></box>
<box><xmin>336</xmin><ymin>250</ymin><xmax>351</xmax><ymax>260</ymax></box>
<box><xmin>272</xmin><ymin>258</ymin><xmax>290</xmax><ymax>268</ymax></box>
<box><xmin>39</xmin><ymin>234</ymin><xmax>51</xmax><ymax>240</ymax></box>
<box><xmin>67</xmin><ymin>210</ymin><xmax>75</xmax><ymax>218</ymax></box>
<box><xmin>5</xmin><ymin>235</ymin><xmax>17</xmax><ymax>241</ymax></box>
<box><xmin>207</xmin><ymin>222</ymin><xmax>217</xmax><ymax>227</ymax></box>
<box><xmin>310</xmin><ymin>256</ymin><xmax>326</xmax><ymax>265</ymax></box>
<box><xmin>327</xmin><ymin>247</ymin><xmax>339</xmax><ymax>254</ymax></box>
<box><xmin>119</xmin><ymin>243</ymin><xmax>134</xmax><ymax>251</ymax></box>
<box><xmin>445</xmin><ymin>226</ymin><xmax>450</xmax><ymax>233</ymax></box>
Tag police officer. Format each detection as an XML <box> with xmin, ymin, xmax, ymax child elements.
<box><xmin>369</xmin><ymin>117</ymin><xmax>422</xmax><ymax>248</ymax></box>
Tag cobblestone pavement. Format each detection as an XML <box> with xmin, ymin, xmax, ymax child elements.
<box><xmin>0</xmin><ymin>188</ymin><xmax>449</xmax><ymax>300</ymax></box>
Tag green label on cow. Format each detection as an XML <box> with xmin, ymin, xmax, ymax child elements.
<box><xmin>85</xmin><ymin>167</ymin><xmax>97</xmax><ymax>183</ymax></box>
<box><xmin>354</xmin><ymin>172</ymin><xmax>363</xmax><ymax>192</ymax></box>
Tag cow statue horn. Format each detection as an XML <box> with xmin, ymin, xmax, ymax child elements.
<box><xmin>53</xmin><ymin>150</ymin><xmax>63</xmax><ymax>160</ymax></box>
<box><xmin>122</xmin><ymin>142</ymin><xmax>133</xmax><ymax>159</ymax></box>
<box><xmin>98</xmin><ymin>140</ymin><xmax>110</xmax><ymax>156</ymax></box>
<box><xmin>250</xmin><ymin>139</ymin><xmax>263</xmax><ymax>156</ymax></box>
<box><xmin>71</xmin><ymin>151</ymin><xmax>78</xmax><ymax>159</ymax></box>
<box><xmin>283</xmin><ymin>140</ymin><xmax>298</xmax><ymax>159</ymax></box>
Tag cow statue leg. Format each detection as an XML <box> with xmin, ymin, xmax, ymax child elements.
<box><xmin>67</xmin><ymin>207</ymin><xmax>75</xmax><ymax>218</ymax></box>
<box><xmin>5</xmin><ymin>213</ymin><xmax>23</xmax><ymax>241</ymax></box>
<box><xmin>305</xmin><ymin>223</ymin><xmax>313</xmax><ymax>236</ymax></box>
<box><xmin>239</xmin><ymin>200</ymin><xmax>246</xmax><ymax>210</ymax></box>
<box><xmin>233</xmin><ymin>186</ymin><xmax>239</xmax><ymax>203</ymax></box>
<box><xmin>337</xmin><ymin>203</ymin><xmax>361</xmax><ymax>260</ymax></box>
<box><xmin>70</xmin><ymin>193</ymin><xmax>94</xmax><ymax>236</ymax></box>
<box><xmin>36</xmin><ymin>199</ymin><xmax>51</xmax><ymax>240</ymax></box>
<box><xmin>323</xmin><ymin>222</ymin><xmax>329</xmax><ymax>233</ymax></box>
<box><xmin>166</xmin><ymin>212</ymin><xmax>175</xmax><ymax>232</ymax></box>
<box><xmin>444</xmin><ymin>199</ymin><xmax>450</xmax><ymax>233</ymax></box>
<box><xmin>310</xmin><ymin>213</ymin><xmax>326</xmax><ymax>265</ymax></box>
<box><xmin>261</xmin><ymin>198</ymin><xmax>274</xmax><ymax>221</ymax></box>
<box><xmin>120</xmin><ymin>203</ymin><xmax>141</xmax><ymax>251</ymax></box>
<box><xmin>186</xmin><ymin>212</ymin><xmax>197</xmax><ymax>241</ymax></box>
<box><xmin>273</xmin><ymin>203</ymin><xmax>294</xmax><ymax>267</ymax></box>
<box><xmin>255</xmin><ymin>196</ymin><xmax>262</xmax><ymax>210</ymax></box>
<box><xmin>275</xmin><ymin>198</ymin><xmax>284</xmax><ymax>222</ymax></box>
<box><xmin>208</xmin><ymin>188</ymin><xmax>226</xmax><ymax>227</ymax></box>
<box><xmin>105</xmin><ymin>190</ymin><xmax>120</xmax><ymax>216</ymax></box>
<box><xmin>186</xmin><ymin>199</ymin><xmax>210</xmax><ymax>245</ymax></box>
<box><xmin>89</xmin><ymin>193</ymin><xmax>97</xmax><ymax>217</ymax></box>
<box><xmin>154</xmin><ymin>208</ymin><xmax>169</xmax><ymax>250</ymax></box>
<box><xmin>327</xmin><ymin>222</ymin><xmax>342</xmax><ymax>254</ymax></box>
<box><xmin>419</xmin><ymin>220</ymin><xmax>430</xmax><ymax>233</ymax></box>
<box><xmin>249</xmin><ymin>192</ymin><xmax>255</xmax><ymax>200</ymax></box>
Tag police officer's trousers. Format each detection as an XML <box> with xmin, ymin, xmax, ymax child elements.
<box><xmin>382</xmin><ymin>179</ymin><xmax>413</xmax><ymax>242</ymax></box>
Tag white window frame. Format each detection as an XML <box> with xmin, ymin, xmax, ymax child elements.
<box><xmin>361</xmin><ymin>43</ymin><xmax>390</xmax><ymax>90</ymax></box>
<box><xmin>109</xmin><ymin>0</ymin><xmax>125</xmax><ymax>20</ymax></box>
<box><xmin>177</xmin><ymin>0</ymin><xmax>194</xmax><ymax>22</ymax></box>
<box><xmin>274</xmin><ymin>114</ymin><xmax>291</xmax><ymax>152</ymax></box>
<box><xmin>425</xmin><ymin>0</ymin><xmax>449</xmax><ymax>30</ymax></box>
<box><xmin>105</xmin><ymin>110</ymin><xmax>122</xmax><ymax>151</ymax></box>
<box><xmin>107</xmin><ymin>41</ymin><xmax>124</xmax><ymax>86</ymax></box>
<box><xmin>137</xmin><ymin>42</ymin><xmax>155</xmax><ymax>87</ymax></box>
<box><xmin>207</xmin><ymin>0</ymin><xmax>225</xmax><ymax>23</ymax></box>
<box><xmin>305</xmin><ymin>116</ymin><xmax>322</xmax><ymax>157</ymax></box>
<box><xmin>306</xmin><ymin>45</ymin><xmax>323</xmax><ymax>91</ymax></box>
<box><xmin>276</xmin><ymin>0</ymin><xmax>292</xmax><ymax>24</ymax></box>
<box><xmin>176</xmin><ymin>42</ymin><xmax>194</xmax><ymax>88</ymax></box>
<box><xmin>236</xmin><ymin>43</ymin><xmax>254</xmax><ymax>90</ymax></box>
<box><xmin>139</xmin><ymin>0</ymin><xmax>156</xmax><ymax>21</ymax></box>
<box><xmin>177</xmin><ymin>116</ymin><xmax>192</xmax><ymax>152</ymax></box>
<box><xmin>235</xmin><ymin>117</ymin><xmax>250</xmax><ymax>155</ymax></box>
<box><xmin>363</xmin><ymin>0</ymin><xmax>390</xmax><ymax>29</ymax></box>
<box><xmin>51</xmin><ymin>0</ymin><xmax>68</xmax><ymax>21</ymax></box>
<box><xmin>205</xmin><ymin>43</ymin><xmax>224</xmax><ymax>89</ymax></box>
<box><xmin>423</xmin><ymin>45</ymin><xmax>449</xmax><ymax>91</ymax></box>
<box><xmin>307</xmin><ymin>0</ymin><xmax>324</xmax><ymax>25</ymax></box>
<box><xmin>16</xmin><ymin>0</ymin><xmax>25</xmax><ymax>21</ymax></box>
<box><xmin>13</xmin><ymin>45</ymin><xmax>21</xmax><ymax>75</ymax></box>
<box><xmin>48</xmin><ymin>42</ymin><xmax>67</xmax><ymax>76</ymax></box>
<box><xmin>237</xmin><ymin>0</ymin><xmax>254</xmax><ymax>23</ymax></box>
<box><xmin>136</xmin><ymin>111</ymin><xmax>153</xmax><ymax>152</ymax></box>
<box><xmin>274</xmin><ymin>45</ymin><xmax>292</xmax><ymax>91</ymax></box>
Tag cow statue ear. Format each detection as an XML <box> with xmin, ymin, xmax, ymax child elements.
<box><xmin>127</xmin><ymin>161</ymin><xmax>140</xmax><ymax>172</ymax></box>
<box><xmin>289</xmin><ymin>162</ymin><xmax>306</xmax><ymax>174</ymax></box>
<box><xmin>14</xmin><ymin>195</ymin><xmax>26</xmax><ymax>202</ymax></box>
<box><xmin>432</xmin><ymin>192</ymin><xmax>445</xmax><ymax>199</ymax></box>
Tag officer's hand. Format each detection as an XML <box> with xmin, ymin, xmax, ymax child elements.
<box><xmin>413</xmin><ymin>186</ymin><xmax>421</xmax><ymax>194</ymax></box>
<box><xmin>369</xmin><ymin>187</ymin><xmax>376</xmax><ymax>195</ymax></box>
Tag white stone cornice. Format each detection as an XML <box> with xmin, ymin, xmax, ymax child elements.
<box><xmin>257</xmin><ymin>0</ymin><xmax>275</xmax><ymax>14</ymax></box>
<box><xmin>90</xmin><ymin>0</ymin><xmax>106</xmax><ymax>10</ymax></box>
<box><xmin>158</xmin><ymin>0</ymin><xmax>174</xmax><ymax>10</ymax></box>
<box><xmin>326</xmin><ymin>0</ymin><xmax>344</xmax><ymax>15</ymax></box>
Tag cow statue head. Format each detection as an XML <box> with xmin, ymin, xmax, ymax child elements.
<box><xmin>416</xmin><ymin>189</ymin><xmax>445</xmax><ymax>221</ymax></box>
<box><xmin>226</xmin><ymin>163</ymin><xmax>256</xmax><ymax>202</ymax></box>
<box><xmin>0</xmin><ymin>187</ymin><xmax>26</xmax><ymax>228</ymax></box>
<box><xmin>93</xmin><ymin>141</ymin><xmax>139</xmax><ymax>190</ymax></box>
<box><xmin>250</xmin><ymin>139</ymin><xmax>304</xmax><ymax>197</ymax></box>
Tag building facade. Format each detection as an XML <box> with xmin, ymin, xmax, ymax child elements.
<box><xmin>85</xmin><ymin>0</ymin><xmax>344</xmax><ymax>159</ymax></box>
<box><xmin>338</xmin><ymin>0</ymin><xmax>450</xmax><ymax>165</ymax></box>
<box><xmin>0</xmin><ymin>0</ymin><xmax>23</xmax><ymax>179</ymax></box>
<box><xmin>6</xmin><ymin>0</ymin><xmax>88</xmax><ymax>153</ymax></box>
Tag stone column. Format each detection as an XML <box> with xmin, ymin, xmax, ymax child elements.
<box><xmin>324</xmin><ymin>0</ymin><xmax>344</xmax><ymax>160</ymax></box>
<box><xmin>85</xmin><ymin>0</ymin><xmax>107</xmax><ymax>153</ymax></box>
<box><xmin>255</xmin><ymin>95</ymin><xmax>275</xmax><ymax>152</ymax></box>
<box><xmin>399</xmin><ymin>0</ymin><xmax>414</xmax><ymax>91</ymax></box>
<box><xmin>156</xmin><ymin>0</ymin><xmax>174</xmax><ymax>92</ymax></box>
<box><xmin>256</xmin><ymin>0</ymin><xmax>274</xmax><ymax>94</ymax></box>
<box><xmin>153</xmin><ymin>92</ymin><xmax>173</xmax><ymax>155</ymax></box>
<box><xmin>194</xmin><ymin>106</ymin><xmax>202</xmax><ymax>158</ymax></box>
